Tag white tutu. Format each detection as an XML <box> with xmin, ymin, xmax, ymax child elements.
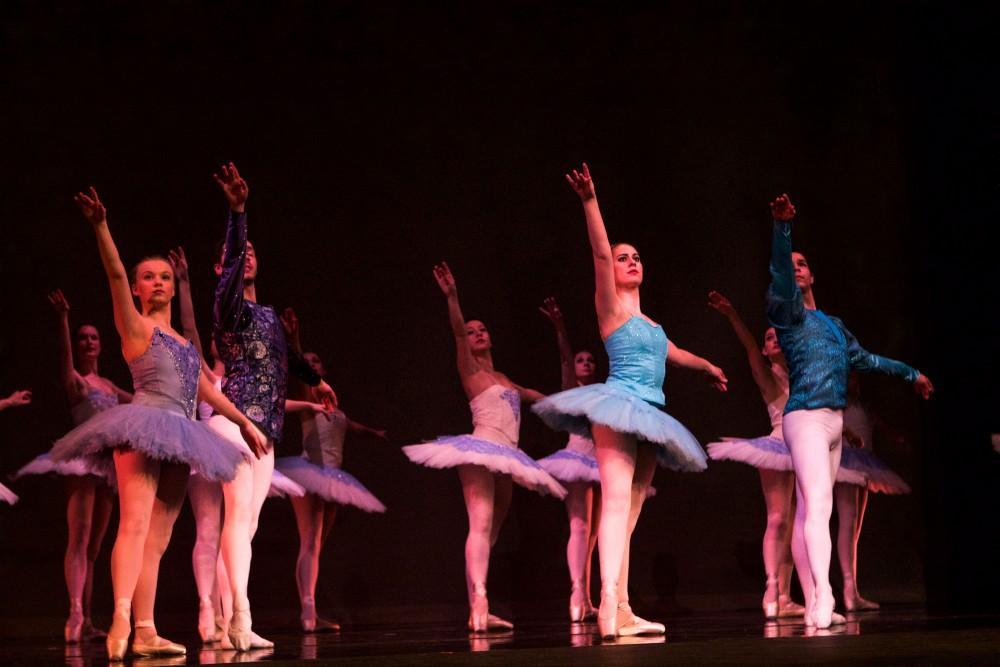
<box><xmin>0</xmin><ymin>482</ymin><xmax>18</xmax><ymax>505</ymax></box>
<box><xmin>404</xmin><ymin>435</ymin><xmax>567</xmax><ymax>498</ymax></box>
<box><xmin>14</xmin><ymin>452</ymin><xmax>115</xmax><ymax>484</ymax></box>
<box><xmin>532</xmin><ymin>383</ymin><xmax>706</xmax><ymax>473</ymax></box>
<box><xmin>275</xmin><ymin>456</ymin><xmax>386</xmax><ymax>512</ymax></box>
<box><xmin>839</xmin><ymin>446</ymin><xmax>910</xmax><ymax>494</ymax></box>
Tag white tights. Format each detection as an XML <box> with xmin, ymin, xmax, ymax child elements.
<box><xmin>564</xmin><ymin>482</ymin><xmax>600</xmax><ymax>603</ymax></box>
<box><xmin>835</xmin><ymin>482</ymin><xmax>872</xmax><ymax>606</ymax></box>
<box><xmin>784</xmin><ymin>408</ymin><xmax>843</xmax><ymax>612</ymax></box>
<box><xmin>290</xmin><ymin>493</ymin><xmax>338</xmax><ymax>618</ymax></box>
<box><xmin>758</xmin><ymin>468</ymin><xmax>796</xmax><ymax>602</ymax></box>
<box><xmin>64</xmin><ymin>475</ymin><xmax>113</xmax><ymax>626</ymax></box>
<box><xmin>457</xmin><ymin>465</ymin><xmax>512</xmax><ymax>607</ymax></box>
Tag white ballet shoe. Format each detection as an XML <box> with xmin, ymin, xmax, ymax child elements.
<box><xmin>810</xmin><ymin>588</ymin><xmax>836</xmax><ymax>629</ymax></box>
<box><xmin>616</xmin><ymin>602</ymin><xmax>665</xmax><ymax>636</ymax></box>
<box><xmin>132</xmin><ymin>620</ymin><xmax>186</xmax><ymax>656</ymax></box>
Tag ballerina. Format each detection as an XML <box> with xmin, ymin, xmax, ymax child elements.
<box><xmin>14</xmin><ymin>289</ymin><xmax>132</xmax><ymax>643</ymax></box>
<box><xmin>704</xmin><ymin>290</ymin><xmax>806</xmax><ymax>619</ymax></box>
<box><xmin>167</xmin><ymin>247</ymin><xmax>312</xmax><ymax>646</ymax></box>
<box><xmin>51</xmin><ymin>187</ymin><xmax>267</xmax><ymax>660</ymax></box>
<box><xmin>276</xmin><ymin>342</ymin><xmax>389</xmax><ymax>632</ymax></box>
<box><xmin>1</xmin><ymin>389</ymin><xmax>32</xmax><ymax>505</ymax></box>
<box><xmin>403</xmin><ymin>262</ymin><xmax>566</xmax><ymax>633</ymax></box>
<box><xmin>532</xmin><ymin>163</ymin><xmax>728</xmax><ymax>639</ymax></box>
<box><xmin>536</xmin><ymin>297</ymin><xmax>602</xmax><ymax>623</ymax></box>
<box><xmin>211</xmin><ymin>163</ymin><xmax>338</xmax><ymax>651</ymax></box>
<box><xmin>765</xmin><ymin>193</ymin><xmax>932</xmax><ymax>629</ymax></box>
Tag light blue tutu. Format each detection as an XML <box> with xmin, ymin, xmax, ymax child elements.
<box><xmin>532</xmin><ymin>383</ymin><xmax>707</xmax><ymax>473</ymax></box>
<box><xmin>840</xmin><ymin>447</ymin><xmax>910</xmax><ymax>494</ymax></box>
<box><xmin>276</xmin><ymin>456</ymin><xmax>386</xmax><ymax>512</ymax></box>
<box><xmin>403</xmin><ymin>435</ymin><xmax>567</xmax><ymax>498</ymax></box>
<box><xmin>51</xmin><ymin>404</ymin><xmax>247</xmax><ymax>482</ymax></box>
<box><xmin>537</xmin><ymin>449</ymin><xmax>600</xmax><ymax>484</ymax></box>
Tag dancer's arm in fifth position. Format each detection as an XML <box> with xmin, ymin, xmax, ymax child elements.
<box><xmin>433</xmin><ymin>261</ymin><xmax>492</xmax><ymax>399</ymax></box>
<box><xmin>168</xmin><ymin>247</ymin><xmax>216</xmax><ymax>381</ymax></box>
<box><xmin>708</xmin><ymin>291</ymin><xmax>779</xmax><ymax>400</ymax></box>
<box><xmin>539</xmin><ymin>296</ymin><xmax>578</xmax><ymax>392</ymax></box>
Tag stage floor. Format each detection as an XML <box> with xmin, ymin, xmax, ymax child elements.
<box><xmin>3</xmin><ymin>606</ymin><xmax>999</xmax><ymax>666</ymax></box>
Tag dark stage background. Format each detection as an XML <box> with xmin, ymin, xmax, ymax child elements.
<box><xmin>1</xmin><ymin>2</ymin><xmax>996</xmax><ymax>624</ymax></box>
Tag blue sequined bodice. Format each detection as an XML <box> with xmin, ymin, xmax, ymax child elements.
<box><xmin>128</xmin><ymin>329</ymin><xmax>200</xmax><ymax>419</ymax></box>
<box><xmin>604</xmin><ymin>316</ymin><xmax>668</xmax><ymax>407</ymax></box>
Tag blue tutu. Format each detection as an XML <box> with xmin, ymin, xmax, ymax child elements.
<box><xmin>276</xmin><ymin>456</ymin><xmax>386</xmax><ymax>512</ymax></box>
<box><xmin>532</xmin><ymin>383</ymin><xmax>707</xmax><ymax>473</ymax></box>
<box><xmin>840</xmin><ymin>446</ymin><xmax>910</xmax><ymax>494</ymax></box>
<box><xmin>51</xmin><ymin>404</ymin><xmax>247</xmax><ymax>482</ymax></box>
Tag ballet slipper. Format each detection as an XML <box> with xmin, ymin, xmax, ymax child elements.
<box><xmin>132</xmin><ymin>620</ymin><xmax>186</xmax><ymax>656</ymax></box>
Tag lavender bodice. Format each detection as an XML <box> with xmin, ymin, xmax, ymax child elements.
<box><xmin>129</xmin><ymin>329</ymin><xmax>201</xmax><ymax>419</ymax></box>
<box><xmin>70</xmin><ymin>387</ymin><xmax>120</xmax><ymax>425</ymax></box>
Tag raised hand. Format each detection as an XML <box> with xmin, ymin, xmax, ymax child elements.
<box><xmin>167</xmin><ymin>247</ymin><xmax>190</xmax><ymax>282</ymax></box>
<box><xmin>565</xmin><ymin>163</ymin><xmax>596</xmax><ymax>201</ymax></box>
<box><xmin>705</xmin><ymin>365</ymin><xmax>728</xmax><ymax>392</ymax></box>
<box><xmin>314</xmin><ymin>380</ymin><xmax>338</xmax><ymax>412</ymax></box>
<box><xmin>1</xmin><ymin>389</ymin><xmax>32</xmax><ymax>410</ymax></box>
<box><xmin>239</xmin><ymin>420</ymin><xmax>268</xmax><ymax>459</ymax></box>
<box><xmin>538</xmin><ymin>296</ymin><xmax>566</xmax><ymax>328</ymax></box>
<box><xmin>48</xmin><ymin>288</ymin><xmax>70</xmax><ymax>316</ymax></box>
<box><xmin>770</xmin><ymin>193</ymin><xmax>796</xmax><ymax>221</ymax></box>
<box><xmin>707</xmin><ymin>290</ymin><xmax>736</xmax><ymax>317</ymax></box>
<box><xmin>433</xmin><ymin>262</ymin><xmax>457</xmax><ymax>297</ymax></box>
<box><xmin>281</xmin><ymin>307</ymin><xmax>301</xmax><ymax>346</ymax></box>
<box><xmin>73</xmin><ymin>187</ymin><xmax>107</xmax><ymax>226</ymax></box>
<box><xmin>212</xmin><ymin>162</ymin><xmax>249</xmax><ymax>212</ymax></box>
<box><xmin>914</xmin><ymin>374</ymin><xmax>934</xmax><ymax>400</ymax></box>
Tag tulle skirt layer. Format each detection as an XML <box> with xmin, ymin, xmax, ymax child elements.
<box><xmin>706</xmin><ymin>433</ymin><xmax>867</xmax><ymax>485</ymax></box>
<box><xmin>403</xmin><ymin>435</ymin><xmax>567</xmax><ymax>498</ymax></box>
<box><xmin>840</xmin><ymin>447</ymin><xmax>910</xmax><ymax>494</ymax></box>
<box><xmin>51</xmin><ymin>405</ymin><xmax>246</xmax><ymax>482</ymax></box>
<box><xmin>537</xmin><ymin>449</ymin><xmax>600</xmax><ymax>484</ymax></box>
<box><xmin>14</xmin><ymin>452</ymin><xmax>115</xmax><ymax>485</ymax></box>
<box><xmin>532</xmin><ymin>383</ymin><xmax>706</xmax><ymax>472</ymax></box>
<box><xmin>275</xmin><ymin>457</ymin><xmax>386</xmax><ymax>512</ymax></box>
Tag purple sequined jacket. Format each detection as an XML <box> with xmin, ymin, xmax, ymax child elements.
<box><xmin>213</xmin><ymin>210</ymin><xmax>320</xmax><ymax>440</ymax></box>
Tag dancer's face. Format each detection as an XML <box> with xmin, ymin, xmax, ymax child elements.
<box><xmin>761</xmin><ymin>327</ymin><xmax>783</xmax><ymax>362</ymax></box>
<box><xmin>612</xmin><ymin>244</ymin><xmax>643</xmax><ymax>288</ymax></box>
<box><xmin>302</xmin><ymin>352</ymin><xmax>326</xmax><ymax>377</ymax></box>
<box><xmin>465</xmin><ymin>320</ymin><xmax>491</xmax><ymax>352</ymax></box>
<box><xmin>791</xmin><ymin>252</ymin><xmax>814</xmax><ymax>291</ymax></box>
<box><xmin>574</xmin><ymin>350</ymin><xmax>597</xmax><ymax>384</ymax></box>
<box><xmin>213</xmin><ymin>241</ymin><xmax>258</xmax><ymax>282</ymax></box>
<box><xmin>131</xmin><ymin>259</ymin><xmax>175</xmax><ymax>307</ymax></box>
<box><xmin>75</xmin><ymin>325</ymin><xmax>101</xmax><ymax>360</ymax></box>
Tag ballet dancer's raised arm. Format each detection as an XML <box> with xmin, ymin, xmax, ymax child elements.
<box><xmin>565</xmin><ymin>164</ymin><xmax>627</xmax><ymax>336</ymax></box>
<box><xmin>708</xmin><ymin>290</ymin><xmax>778</xmax><ymax>398</ymax></box>
<box><xmin>539</xmin><ymin>297</ymin><xmax>577</xmax><ymax>391</ymax></box>
<box><xmin>48</xmin><ymin>288</ymin><xmax>88</xmax><ymax>402</ymax></box>
<box><xmin>766</xmin><ymin>194</ymin><xmax>805</xmax><ymax>329</ymax></box>
<box><xmin>168</xmin><ymin>246</ymin><xmax>215</xmax><ymax>380</ymax></box>
<box><xmin>434</xmin><ymin>262</ymin><xmax>480</xmax><ymax>381</ymax></box>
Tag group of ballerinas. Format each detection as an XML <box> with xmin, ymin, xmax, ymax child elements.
<box><xmin>0</xmin><ymin>161</ymin><xmax>932</xmax><ymax>658</ymax></box>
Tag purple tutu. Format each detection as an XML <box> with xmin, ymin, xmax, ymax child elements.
<box><xmin>537</xmin><ymin>449</ymin><xmax>600</xmax><ymax>484</ymax></box>
<box><xmin>276</xmin><ymin>456</ymin><xmax>386</xmax><ymax>512</ymax></box>
<box><xmin>839</xmin><ymin>446</ymin><xmax>910</xmax><ymax>494</ymax></box>
<box><xmin>14</xmin><ymin>452</ymin><xmax>115</xmax><ymax>485</ymax></box>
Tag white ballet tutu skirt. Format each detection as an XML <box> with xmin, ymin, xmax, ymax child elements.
<box><xmin>706</xmin><ymin>432</ymin><xmax>868</xmax><ymax>486</ymax></box>
<box><xmin>14</xmin><ymin>452</ymin><xmax>115</xmax><ymax>484</ymax></box>
<box><xmin>532</xmin><ymin>383</ymin><xmax>707</xmax><ymax>473</ymax></box>
<box><xmin>839</xmin><ymin>446</ymin><xmax>910</xmax><ymax>494</ymax></box>
<box><xmin>0</xmin><ymin>482</ymin><xmax>18</xmax><ymax>505</ymax></box>
<box><xmin>275</xmin><ymin>456</ymin><xmax>386</xmax><ymax>512</ymax></box>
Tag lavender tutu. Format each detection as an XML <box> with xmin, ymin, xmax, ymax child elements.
<box><xmin>0</xmin><ymin>482</ymin><xmax>18</xmax><ymax>505</ymax></box>
<box><xmin>14</xmin><ymin>452</ymin><xmax>113</xmax><ymax>482</ymax></box>
<box><xmin>275</xmin><ymin>456</ymin><xmax>386</xmax><ymax>512</ymax></box>
<box><xmin>538</xmin><ymin>449</ymin><xmax>600</xmax><ymax>484</ymax></box>
<box><xmin>51</xmin><ymin>329</ymin><xmax>246</xmax><ymax>482</ymax></box>
<box><xmin>706</xmin><ymin>433</ymin><xmax>867</xmax><ymax>485</ymax></box>
<box><xmin>268</xmin><ymin>468</ymin><xmax>307</xmax><ymax>499</ymax></box>
<box><xmin>839</xmin><ymin>446</ymin><xmax>910</xmax><ymax>494</ymax></box>
<box><xmin>532</xmin><ymin>383</ymin><xmax>707</xmax><ymax>473</ymax></box>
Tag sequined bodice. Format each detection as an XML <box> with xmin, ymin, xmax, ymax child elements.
<box><xmin>70</xmin><ymin>387</ymin><xmax>119</xmax><ymax>425</ymax></box>
<box><xmin>470</xmin><ymin>384</ymin><xmax>521</xmax><ymax>447</ymax></box>
<box><xmin>302</xmin><ymin>409</ymin><xmax>347</xmax><ymax>468</ymax></box>
<box><xmin>604</xmin><ymin>316</ymin><xmax>668</xmax><ymax>407</ymax></box>
<box><xmin>128</xmin><ymin>328</ymin><xmax>200</xmax><ymax>419</ymax></box>
<box><xmin>215</xmin><ymin>301</ymin><xmax>290</xmax><ymax>439</ymax></box>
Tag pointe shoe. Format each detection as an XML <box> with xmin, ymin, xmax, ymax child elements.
<box><xmin>762</xmin><ymin>576</ymin><xmax>780</xmax><ymax>620</ymax></box>
<box><xmin>132</xmin><ymin>620</ymin><xmax>187</xmax><ymax>656</ymax></box>
<box><xmin>486</xmin><ymin>614</ymin><xmax>513</xmax><ymax>631</ymax></box>
<box><xmin>569</xmin><ymin>581</ymin><xmax>590</xmax><ymax>623</ymax></box>
<box><xmin>616</xmin><ymin>602</ymin><xmax>665</xmax><ymax>636</ymax></box>
<box><xmin>845</xmin><ymin>595</ymin><xmax>881</xmax><ymax>612</ymax></box>
<box><xmin>228</xmin><ymin>607</ymin><xmax>253</xmax><ymax>651</ymax></box>
<box><xmin>777</xmin><ymin>595</ymin><xmax>806</xmax><ymax>618</ymax></box>
<box><xmin>468</xmin><ymin>584</ymin><xmax>489</xmax><ymax>634</ymax></box>
<box><xmin>597</xmin><ymin>586</ymin><xmax>620</xmax><ymax>640</ymax></box>
<box><xmin>81</xmin><ymin>621</ymin><xmax>107</xmax><ymax>641</ymax></box>
<box><xmin>65</xmin><ymin>599</ymin><xmax>84</xmax><ymax>643</ymax></box>
<box><xmin>199</xmin><ymin>598</ymin><xmax>220</xmax><ymax>643</ymax></box>
<box><xmin>106</xmin><ymin>598</ymin><xmax>131</xmax><ymax>661</ymax></box>
<box><xmin>300</xmin><ymin>597</ymin><xmax>341</xmax><ymax>633</ymax></box>
<box><xmin>810</xmin><ymin>588</ymin><xmax>836</xmax><ymax>629</ymax></box>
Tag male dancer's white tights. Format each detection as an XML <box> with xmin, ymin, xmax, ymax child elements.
<box><xmin>784</xmin><ymin>408</ymin><xmax>843</xmax><ymax>626</ymax></box>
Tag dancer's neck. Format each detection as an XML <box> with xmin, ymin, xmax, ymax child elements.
<box><xmin>243</xmin><ymin>281</ymin><xmax>257</xmax><ymax>303</ymax></box>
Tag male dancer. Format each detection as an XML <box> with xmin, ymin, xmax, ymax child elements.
<box><xmin>766</xmin><ymin>193</ymin><xmax>932</xmax><ymax>629</ymax></box>
<box><xmin>212</xmin><ymin>162</ymin><xmax>337</xmax><ymax>649</ymax></box>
